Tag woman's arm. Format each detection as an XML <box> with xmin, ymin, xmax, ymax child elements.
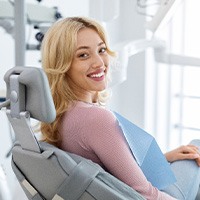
<box><xmin>165</xmin><ymin>145</ymin><xmax>200</xmax><ymax>166</ymax></box>
<box><xmin>86</xmin><ymin>108</ymin><xmax>175</xmax><ymax>200</ymax></box>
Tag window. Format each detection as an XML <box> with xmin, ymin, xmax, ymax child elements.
<box><xmin>145</xmin><ymin>1</ymin><xmax>200</xmax><ymax>151</ymax></box>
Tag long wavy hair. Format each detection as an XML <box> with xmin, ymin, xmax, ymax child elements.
<box><xmin>40</xmin><ymin>17</ymin><xmax>116</xmax><ymax>146</ymax></box>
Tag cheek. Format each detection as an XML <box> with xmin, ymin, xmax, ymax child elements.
<box><xmin>68</xmin><ymin>62</ymin><xmax>84</xmax><ymax>77</ymax></box>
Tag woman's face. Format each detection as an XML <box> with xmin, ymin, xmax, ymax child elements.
<box><xmin>67</xmin><ymin>28</ymin><xmax>109</xmax><ymax>100</ymax></box>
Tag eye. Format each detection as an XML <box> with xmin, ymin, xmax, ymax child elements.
<box><xmin>78</xmin><ymin>53</ymin><xmax>89</xmax><ymax>59</ymax></box>
<box><xmin>99</xmin><ymin>47</ymin><xmax>107</xmax><ymax>54</ymax></box>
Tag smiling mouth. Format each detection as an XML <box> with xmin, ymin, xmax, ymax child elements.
<box><xmin>88</xmin><ymin>71</ymin><xmax>105</xmax><ymax>78</ymax></box>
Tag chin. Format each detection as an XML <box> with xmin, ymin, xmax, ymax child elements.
<box><xmin>99</xmin><ymin>83</ymin><xmax>107</xmax><ymax>91</ymax></box>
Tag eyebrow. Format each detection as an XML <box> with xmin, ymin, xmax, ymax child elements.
<box><xmin>76</xmin><ymin>41</ymin><xmax>105</xmax><ymax>51</ymax></box>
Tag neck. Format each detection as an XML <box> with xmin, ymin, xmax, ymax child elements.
<box><xmin>77</xmin><ymin>98</ymin><xmax>98</xmax><ymax>105</ymax></box>
<box><xmin>76</xmin><ymin>99</ymin><xmax>104</xmax><ymax>109</ymax></box>
<box><xmin>76</xmin><ymin>92</ymin><xmax>98</xmax><ymax>104</ymax></box>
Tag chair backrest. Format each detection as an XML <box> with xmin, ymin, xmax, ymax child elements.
<box><xmin>2</xmin><ymin>66</ymin><xmax>145</xmax><ymax>200</ymax></box>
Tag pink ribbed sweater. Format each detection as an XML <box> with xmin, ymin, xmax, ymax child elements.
<box><xmin>59</xmin><ymin>101</ymin><xmax>176</xmax><ymax>200</ymax></box>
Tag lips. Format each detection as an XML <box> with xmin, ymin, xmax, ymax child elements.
<box><xmin>89</xmin><ymin>71</ymin><xmax>104</xmax><ymax>78</ymax></box>
<box><xmin>87</xmin><ymin>69</ymin><xmax>106</xmax><ymax>80</ymax></box>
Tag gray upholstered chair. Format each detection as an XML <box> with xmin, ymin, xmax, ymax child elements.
<box><xmin>1</xmin><ymin>66</ymin><xmax>145</xmax><ymax>200</ymax></box>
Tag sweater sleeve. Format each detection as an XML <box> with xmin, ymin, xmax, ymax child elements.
<box><xmin>84</xmin><ymin>108</ymin><xmax>176</xmax><ymax>200</ymax></box>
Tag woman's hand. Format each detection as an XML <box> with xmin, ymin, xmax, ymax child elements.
<box><xmin>165</xmin><ymin>145</ymin><xmax>200</xmax><ymax>166</ymax></box>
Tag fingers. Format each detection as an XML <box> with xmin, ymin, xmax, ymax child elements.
<box><xmin>179</xmin><ymin>145</ymin><xmax>200</xmax><ymax>167</ymax></box>
<box><xmin>178</xmin><ymin>145</ymin><xmax>200</xmax><ymax>157</ymax></box>
<box><xmin>180</xmin><ymin>145</ymin><xmax>199</xmax><ymax>154</ymax></box>
<box><xmin>179</xmin><ymin>152</ymin><xmax>200</xmax><ymax>160</ymax></box>
<box><xmin>165</xmin><ymin>144</ymin><xmax>200</xmax><ymax>165</ymax></box>
<box><xmin>187</xmin><ymin>144</ymin><xmax>200</xmax><ymax>152</ymax></box>
<box><xmin>195</xmin><ymin>157</ymin><xmax>200</xmax><ymax>167</ymax></box>
<box><xmin>189</xmin><ymin>145</ymin><xmax>200</xmax><ymax>166</ymax></box>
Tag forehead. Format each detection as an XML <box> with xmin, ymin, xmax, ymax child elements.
<box><xmin>76</xmin><ymin>28</ymin><xmax>103</xmax><ymax>47</ymax></box>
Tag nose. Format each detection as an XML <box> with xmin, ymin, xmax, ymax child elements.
<box><xmin>91</xmin><ymin>53</ymin><xmax>105</xmax><ymax>69</ymax></box>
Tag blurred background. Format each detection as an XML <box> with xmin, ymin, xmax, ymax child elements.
<box><xmin>0</xmin><ymin>0</ymin><xmax>200</xmax><ymax>199</ymax></box>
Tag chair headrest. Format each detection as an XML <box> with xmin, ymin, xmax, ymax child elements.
<box><xmin>4</xmin><ymin>66</ymin><xmax>56</xmax><ymax>123</ymax></box>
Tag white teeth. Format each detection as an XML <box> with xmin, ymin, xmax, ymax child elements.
<box><xmin>90</xmin><ymin>72</ymin><xmax>104</xmax><ymax>78</ymax></box>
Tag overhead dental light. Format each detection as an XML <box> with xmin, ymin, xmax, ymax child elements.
<box><xmin>0</xmin><ymin>0</ymin><xmax>62</xmax><ymax>65</ymax></box>
<box><xmin>110</xmin><ymin>0</ymin><xmax>200</xmax><ymax>87</ymax></box>
<box><xmin>0</xmin><ymin>0</ymin><xmax>62</xmax><ymax>43</ymax></box>
<box><xmin>110</xmin><ymin>39</ymin><xmax>165</xmax><ymax>87</ymax></box>
<box><xmin>0</xmin><ymin>0</ymin><xmax>61</xmax><ymax>23</ymax></box>
<box><xmin>145</xmin><ymin>0</ymin><xmax>183</xmax><ymax>34</ymax></box>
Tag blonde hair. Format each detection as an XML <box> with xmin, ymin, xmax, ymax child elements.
<box><xmin>40</xmin><ymin>17</ymin><xmax>115</xmax><ymax>146</ymax></box>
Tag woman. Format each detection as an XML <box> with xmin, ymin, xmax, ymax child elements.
<box><xmin>40</xmin><ymin>17</ymin><xmax>200</xmax><ymax>200</ymax></box>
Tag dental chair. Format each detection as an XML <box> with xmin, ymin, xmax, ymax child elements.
<box><xmin>1</xmin><ymin>66</ymin><xmax>145</xmax><ymax>200</ymax></box>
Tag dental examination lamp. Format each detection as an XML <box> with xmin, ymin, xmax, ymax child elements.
<box><xmin>0</xmin><ymin>0</ymin><xmax>62</xmax><ymax>50</ymax></box>
<box><xmin>111</xmin><ymin>39</ymin><xmax>165</xmax><ymax>86</ymax></box>
<box><xmin>143</xmin><ymin>0</ymin><xmax>200</xmax><ymax>67</ymax></box>
<box><xmin>0</xmin><ymin>0</ymin><xmax>61</xmax><ymax>23</ymax></box>
<box><xmin>111</xmin><ymin>0</ymin><xmax>200</xmax><ymax>86</ymax></box>
<box><xmin>145</xmin><ymin>0</ymin><xmax>183</xmax><ymax>34</ymax></box>
<box><xmin>112</xmin><ymin>38</ymin><xmax>200</xmax><ymax>86</ymax></box>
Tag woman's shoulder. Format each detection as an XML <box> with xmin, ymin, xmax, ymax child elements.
<box><xmin>74</xmin><ymin>102</ymin><xmax>121</xmax><ymax>139</ymax></box>
<box><xmin>74</xmin><ymin>101</ymin><xmax>116</xmax><ymax>123</ymax></box>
